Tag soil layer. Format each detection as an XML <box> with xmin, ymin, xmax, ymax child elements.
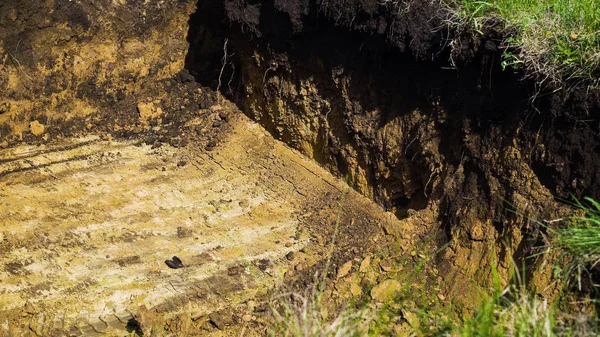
<box><xmin>185</xmin><ymin>0</ymin><xmax>600</xmax><ymax>309</ymax></box>
<box><xmin>1</xmin><ymin>0</ymin><xmax>600</xmax><ymax>334</ymax></box>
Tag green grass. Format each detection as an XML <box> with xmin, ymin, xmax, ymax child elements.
<box><xmin>267</xmin><ymin>250</ymin><xmax>597</xmax><ymax>336</ymax></box>
<box><xmin>446</xmin><ymin>0</ymin><xmax>600</xmax><ymax>87</ymax></box>
<box><xmin>551</xmin><ymin>197</ymin><xmax>600</xmax><ymax>291</ymax></box>
<box><xmin>458</xmin><ymin>254</ymin><xmax>559</xmax><ymax>337</ymax></box>
<box><xmin>460</xmin><ymin>288</ymin><xmax>556</xmax><ymax>337</ymax></box>
<box><xmin>458</xmin><ymin>285</ymin><xmax>600</xmax><ymax>337</ymax></box>
<box><xmin>458</xmin><ymin>198</ymin><xmax>600</xmax><ymax>336</ymax></box>
<box><xmin>555</xmin><ymin>197</ymin><xmax>600</xmax><ymax>263</ymax></box>
<box><xmin>268</xmin><ymin>286</ymin><xmax>375</xmax><ymax>337</ymax></box>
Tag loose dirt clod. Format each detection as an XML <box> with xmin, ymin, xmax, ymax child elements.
<box><xmin>371</xmin><ymin>279</ymin><xmax>403</xmax><ymax>302</ymax></box>
<box><xmin>337</xmin><ymin>261</ymin><xmax>352</xmax><ymax>279</ymax></box>
<box><xmin>29</xmin><ymin>121</ymin><xmax>45</xmax><ymax>136</ymax></box>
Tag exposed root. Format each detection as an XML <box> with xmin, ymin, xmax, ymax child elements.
<box><xmin>217</xmin><ymin>38</ymin><xmax>235</xmax><ymax>93</ymax></box>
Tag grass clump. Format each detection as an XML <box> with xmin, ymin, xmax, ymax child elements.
<box><xmin>551</xmin><ymin>197</ymin><xmax>600</xmax><ymax>292</ymax></box>
<box><xmin>459</xmin><ymin>197</ymin><xmax>600</xmax><ymax>337</ymax></box>
<box><xmin>460</xmin><ymin>287</ymin><xmax>556</xmax><ymax>337</ymax></box>
<box><xmin>555</xmin><ymin>197</ymin><xmax>600</xmax><ymax>266</ymax></box>
<box><xmin>268</xmin><ymin>286</ymin><xmax>375</xmax><ymax>337</ymax></box>
<box><xmin>447</xmin><ymin>0</ymin><xmax>600</xmax><ymax>87</ymax></box>
<box><xmin>458</xmin><ymin>254</ymin><xmax>556</xmax><ymax>337</ymax></box>
<box><xmin>459</xmin><ymin>286</ymin><xmax>598</xmax><ymax>337</ymax></box>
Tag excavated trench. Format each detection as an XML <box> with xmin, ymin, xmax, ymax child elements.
<box><xmin>184</xmin><ymin>0</ymin><xmax>600</xmax><ymax>305</ymax></box>
<box><xmin>1</xmin><ymin>0</ymin><xmax>600</xmax><ymax>335</ymax></box>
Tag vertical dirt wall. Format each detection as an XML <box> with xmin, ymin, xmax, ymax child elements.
<box><xmin>0</xmin><ymin>0</ymin><xmax>197</xmax><ymax>144</ymax></box>
<box><xmin>184</xmin><ymin>0</ymin><xmax>600</xmax><ymax>308</ymax></box>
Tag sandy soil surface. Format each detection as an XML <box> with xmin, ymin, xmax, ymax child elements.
<box><xmin>0</xmin><ymin>111</ymin><xmax>398</xmax><ymax>336</ymax></box>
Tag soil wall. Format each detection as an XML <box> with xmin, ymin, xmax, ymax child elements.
<box><xmin>184</xmin><ymin>0</ymin><xmax>600</xmax><ymax>305</ymax></box>
<box><xmin>0</xmin><ymin>0</ymin><xmax>197</xmax><ymax>144</ymax></box>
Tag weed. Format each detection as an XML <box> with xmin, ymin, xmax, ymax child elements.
<box><xmin>267</xmin><ymin>185</ymin><xmax>600</xmax><ymax>336</ymax></box>
<box><xmin>460</xmin><ymin>286</ymin><xmax>558</xmax><ymax>337</ymax></box>
<box><xmin>268</xmin><ymin>285</ymin><xmax>375</xmax><ymax>337</ymax></box>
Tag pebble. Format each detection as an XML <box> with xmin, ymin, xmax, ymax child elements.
<box><xmin>380</xmin><ymin>260</ymin><xmax>392</xmax><ymax>272</ymax></box>
<box><xmin>336</xmin><ymin>261</ymin><xmax>352</xmax><ymax>279</ymax></box>
<box><xmin>370</xmin><ymin>279</ymin><xmax>402</xmax><ymax>302</ymax></box>
<box><xmin>350</xmin><ymin>282</ymin><xmax>362</xmax><ymax>297</ymax></box>
<box><xmin>218</xmin><ymin>111</ymin><xmax>230</xmax><ymax>121</ymax></box>
<box><xmin>165</xmin><ymin>256</ymin><xmax>184</xmax><ymax>269</ymax></box>
<box><xmin>29</xmin><ymin>120</ymin><xmax>45</xmax><ymax>136</ymax></box>
<box><xmin>359</xmin><ymin>255</ymin><xmax>371</xmax><ymax>272</ymax></box>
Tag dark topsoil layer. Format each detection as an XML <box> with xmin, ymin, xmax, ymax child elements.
<box><xmin>186</xmin><ymin>0</ymin><xmax>600</xmax><ymax>212</ymax></box>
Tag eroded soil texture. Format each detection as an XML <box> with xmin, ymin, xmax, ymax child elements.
<box><xmin>184</xmin><ymin>0</ymin><xmax>600</xmax><ymax>306</ymax></box>
<box><xmin>1</xmin><ymin>0</ymin><xmax>600</xmax><ymax>335</ymax></box>
<box><xmin>1</xmin><ymin>101</ymin><xmax>418</xmax><ymax>336</ymax></box>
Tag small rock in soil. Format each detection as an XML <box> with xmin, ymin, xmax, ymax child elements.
<box><xmin>285</xmin><ymin>251</ymin><xmax>295</xmax><ymax>260</ymax></box>
<box><xmin>0</xmin><ymin>102</ymin><xmax>10</xmax><ymax>114</ymax></box>
<box><xmin>227</xmin><ymin>265</ymin><xmax>245</xmax><ymax>276</ymax></box>
<box><xmin>336</xmin><ymin>260</ymin><xmax>352</xmax><ymax>279</ymax></box>
<box><xmin>177</xmin><ymin>226</ymin><xmax>193</xmax><ymax>238</ymax></box>
<box><xmin>165</xmin><ymin>256</ymin><xmax>184</xmax><ymax>269</ymax></box>
<box><xmin>359</xmin><ymin>255</ymin><xmax>371</xmax><ymax>272</ymax></box>
<box><xmin>350</xmin><ymin>282</ymin><xmax>362</xmax><ymax>297</ymax></box>
<box><xmin>178</xmin><ymin>69</ymin><xmax>195</xmax><ymax>83</ymax></box>
<box><xmin>205</xmin><ymin>140</ymin><xmax>217</xmax><ymax>151</ymax></box>
<box><xmin>30</xmin><ymin>121</ymin><xmax>45</xmax><ymax>136</ymax></box>
<box><xmin>209</xmin><ymin>312</ymin><xmax>232</xmax><ymax>330</ymax></box>
<box><xmin>382</xmin><ymin>222</ymin><xmax>398</xmax><ymax>236</ymax></box>
<box><xmin>218</xmin><ymin>111</ymin><xmax>230</xmax><ymax>121</ymax></box>
<box><xmin>380</xmin><ymin>259</ymin><xmax>392</xmax><ymax>272</ymax></box>
<box><xmin>371</xmin><ymin>279</ymin><xmax>402</xmax><ymax>302</ymax></box>
<box><xmin>401</xmin><ymin>309</ymin><xmax>420</xmax><ymax>328</ymax></box>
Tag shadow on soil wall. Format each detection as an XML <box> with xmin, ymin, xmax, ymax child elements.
<box><xmin>184</xmin><ymin>0</ymin><xmax>600</xmax><ymax>309</ymax></box>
